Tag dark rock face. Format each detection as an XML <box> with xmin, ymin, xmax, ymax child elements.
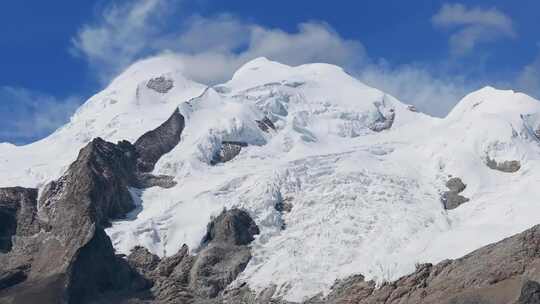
<box><xmin>0</xmin><ymin>137</ymin><xmax>150</xmax><ymax>303</ymax></box>
<box><xmin>442</xmin><ymin>177</ymin><xmax>470</xmax><ymax>210</ymax></box>
<box><xmin>256</xmin><ymin>117</ymin><xmax>276</xmax><ymax>132</ymax></box>
<box><xmin>201</xmin><ymin>209</ymin><xmax>260</xmax><ymax>247</ymax></box>
<box><xmin>40</xmin><ymin>137</ymin><xmax>140</xmax><ymax>228</ymax></box>
<box><xmin>0</xmin><ymin>187</ymin><xmax>39</xmax><ymax>253</ymax></box>
<box><xmin>518</xmin><ymin>280</ymin><xmax>540</xmax><ymax>304</ymax></box>
<box><xmin>211</xmin><ymin>141</ymin><xmax>248</xmax><ymax>165</ymax></box>
<box><xmin>146</xmin><ymin>76</ymin><xmax>174</xmax><ymax>94</ymax></box>
<box><xmin>135</xmin><ymin>108</ymin><xmax>185</xmax><ymax>172</ymax></box>
<box><xmin>486</xmin><ymin>156</ymin><xmax>521</xmax><ymax>173</ymax></box>
<box><xmin>115</xmin><ymin>209</ymin><xmax>260</xmax><ymax>303</ymax></box>
<box><xmin>0</xmin><ymin>109</ymin><xmax>186</xmax><ymax>303</ymax></box>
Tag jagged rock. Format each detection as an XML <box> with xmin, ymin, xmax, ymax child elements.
<box><xmin>0</xmin><ymin>187</ymin><xmax>39</xmax><ymax>253</ymax></box>
<box><xmin>256</xmin><ymin>117</ymin><xmax>276</xmax><ymax>132</ymax></box>
<box><xmin>446</xmin><ymin>177</ymin><xmax>466</xmax><ymax>193</ymax></box>
<box><xmin>210</xmin><ymin>141</ymin><xmax>248</xmax><ymax>165</ymax></box>
<box><xmin>112</xmin><ymin>209</ymin><xmax>261</xmax><ymax>303</ymax></box>
<box><xmin>138</xmin><ymin>173</ymin><xmax>177</xmax><ymax>189</ymax></box>
<box><xmin>486</xmin><ymin>157</ymin><xmax>521</xmax><ymax>173</ymax></box>
<box><xmin>146</xmin><ymin>76</ymin><xmax>174</xmax><ymax>93</ymax></box>
<box><xmin>314</xmin><ymin>224</ymin><xmax>540</xmax><ymax>304</ymax></box>
<box><xmin>188</xmin><ymin>209</ymin><xmax>260</xmax><ymax>298</ymax></box>
<box><xmin>201</xmin><ymin>209</ymin><xmax>260</xmax><ymax>247</ymax></box>
<box><xmin>41</xmin><ymin>138</ymin><xmax>139</xmax><ymax>227</ymax></box>
<box><xmin>189</xmin><ymin>244</ymin><xmax>252</xmax><ymax>298</ymax></box>
<box><xmin>128</xmin><ymin>246</ymin><xmax>160</xmax><ymax>274</ymax></box>
<box><xmin>442</xmin><ymin>177</ymin><xmax>470</xmax><ymax>210</ymax></box>
<box><xmin>518</xmin><ymin>280</ymin><xmax>540</xmax><ymax>304</ymax></box>
<box><xmin>0</xmin><ymin>117</ymin><xmax>186</xmax><ymax>303</ymax></box>
<box><xmin>135</xmin><ymin>109</ymin><xmax>185</xmax><ymax>172</ymax></box>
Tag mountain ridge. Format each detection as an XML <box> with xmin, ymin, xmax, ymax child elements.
<box><xmin>1</xmin><ymin>56</ymin><xmax>540</xmax><ymax>302</ymax></box>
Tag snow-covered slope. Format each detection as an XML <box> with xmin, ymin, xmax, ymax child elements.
<box><xmin>0</xmin><ymin>55</ymin><xmax>206</xmax><ymax>188</ymax></box>
<box><xmin>2</xmin><ymin>57</ymin><xmax>540</xmax><ymax>302</ymax></box>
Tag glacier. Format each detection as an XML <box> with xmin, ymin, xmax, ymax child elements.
<box><xmin>1</xmin><ymin>55</ymin><xmax>540</xmax><ymax>301</ymax></box>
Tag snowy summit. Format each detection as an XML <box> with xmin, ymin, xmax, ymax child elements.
<box><xmin>2</xmin><ymin>56</ymin><xmax>540</xmax><ymax>302</ymax></box>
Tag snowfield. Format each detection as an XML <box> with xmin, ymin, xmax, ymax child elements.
<box><xmin>2</xmin><ymin>56</ymin><xmax>540</xmax><ymax>301</ymax></box>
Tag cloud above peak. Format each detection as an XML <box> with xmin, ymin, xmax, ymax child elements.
<box><xmin>68</xmin><ymin>0</ymin><xmax>496</xmax><ymax>120</ymax></box>
<box><xmin>432</xmin><ymin>3</ymin><xmax>515</xmax><ymax>56</ymax></box>
<box><xmin>71</xmin><ymin>0</ymin><xmax>365</xmax><ymax>85</ymax></box>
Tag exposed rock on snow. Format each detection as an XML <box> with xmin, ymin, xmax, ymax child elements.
<box><xmin>121</xmin><ymin>208</ymin><xmax>260</xmax><ymax>303</ymax></box>
<box><xmin>441</xmin><ymin>177</ymin><xmax>470</xmax><ymax>210</ymax></box>
<box><xmin>146</xmin><ymin>76</ymin><xmax>174</xmax><ymax>94</ymax></box>
<box><xmin>211</xmin><ymin>141</ymin><xmax>248</xmax><ymax>165</ymax></box>
<box><xmin>2</xmin><ymin>57</ymin><xmax>540</xmax><ymax>302</ymax></box>
<box><xmin>256</xmin><ymin>117</ymin><xmax>277</xmax><ymax>132</ymax></box>
<box><xmin>486</xmin><ymin>156</ymin><xmax>521</xmax><ymax>173</ymax></box>
<box><xmin>0</xmin><ymin>187</ymin><xmax>39</xmax><ymax>253</ymax></box>
<box><xmin>220</xmin><ymin>224</ymin><xmax>540</xmax><ymax>304</ymax></box>
<box><xmin>135</xmin><ymin>108</ymin><xmax>185</xmax><ymax>172</ymax></box>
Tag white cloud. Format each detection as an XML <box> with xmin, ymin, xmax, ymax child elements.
<box><xmin>71</xmin><ymin>1</ymin><xmax>366</xmax><ymax>85</ymax></box>
<box><xmin>71</xmin><ymin>0</ymin><xmax>172</xmax><ymax>81</ymax></box>
<box><xmin>69</xmin><ymin>0</ymin><xmax>483</xmax><ymax>119</ymax></box>
<box><xmin>432</xmin><ymin>3</ymin><xmax>515</xmax><ymax>56</ymax></box>
<box><xmin>0</xmin><ymin>87</ymin><xmax>80</xmax><ymax>144</ymax></box>
<box><xmin>357</xmin><ymin>61</ymin><xmax>473</xmax><ymax>117</ymax></box>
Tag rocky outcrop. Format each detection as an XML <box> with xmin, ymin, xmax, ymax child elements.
<box><xmin>0</xmin><ymin>187</ymin><xmax>39</xmax><ymax>253</ymax></box>
<box><xmin>256</xmin><ymin>117</ymin><xmax>276</xmax><ymax>132</ymax></box>
<box><xmin>0</xmin><ymin>109</ymin><xmax>186</xmax><ymax>303</ymax></box>
<box><xmin>518</xmin><ymin>280</ymin><xmax>540</xmax><ymax>304</ymax></box>
<box><xmin>113</xmin><ymin>208</ymin><xmax>260</xmax><ymax>303</ymax></box>
<box><xmin>202</xmin><ymin>224</ymin><xmax>540</xmax><ymax>304</ymax></box>
<box><xmin>486</xmin><ymin>156</ymin><xmax>521</xmax><ymax>173</ymax></box>
<box><xmin>0</xmin><ymin>137</ymin><xmax>150</xmax><ymax>303</ymax></box>
<box><xmin>310</xmin><ymin>224</ymin><xmax>540</xmax><ymax>304</ymax></box>
<box><xmin>135</xmin><ymin>108</ymin><xmax>185</xmax><ymax>172</ymax></box>
<box><xmin>146</xmin><ymin>76</ymin><xmax>174</xmax><ymax>94</ymax></box>
<box><xmin>211</xmin><ymin>141</ymin><xmax>248</xmax><ymax>165</ymax></box>
<box><xmin>442</xmin><ymin>177</ymin><xmax>470</xmax><ymax>210</ymax></box>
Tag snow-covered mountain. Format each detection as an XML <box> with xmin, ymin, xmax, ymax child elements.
<box><xmin>2</xmin><ymin>56</ymin><xmax>540</xmax><ymax>302</ymax></box>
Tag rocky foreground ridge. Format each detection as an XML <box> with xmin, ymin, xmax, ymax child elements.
<box><xmin>0</xmin><ymin>107</ymin><xmax>539</xmax><ymax>304</ymax></box>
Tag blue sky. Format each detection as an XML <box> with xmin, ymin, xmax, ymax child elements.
<box><xmin>1</xmin><ymin>0</ymin><xmax>539</xmax><ymax>144</ymax></box>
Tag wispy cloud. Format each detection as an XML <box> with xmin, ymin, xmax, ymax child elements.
<box><xmin>432</xmin><ymin>3</ymin><xmax>516</xmax><ymax>56</ymax></box>
<box><xmin>71</xmin><ymin>0</ymin><xmax>172</xmax><ymax>82</ymax></box>
<box><xmin>71</xmin><ymin>1</ymin><xmax>365</xmax><ymax>84</ymax></box>
<box><xmin>70</xmin><ymin>0</ymin><xmax>472</xmax><ymax>117</ymax></box>
<box><xmin>0</xmin><ymin>86</ymin><xmax>80</xmax><ymax>144</ymax></box>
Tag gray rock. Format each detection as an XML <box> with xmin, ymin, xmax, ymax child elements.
<box><xmin>201</xmin><ymin>209</ymin><xmax>260</xmax><ymax>247</ymax></box>
<box><xmin>256</xmin><ymin>117</ymin><xmax>276</xmax><ymax>132</ymax></box>
<box><xmin>211</xmin><ymin>142</ymin><xmax>248</xmax><ymax>165</ymax></box>
<box><xmin>518</xmin><ymin>280</ymin><xmax>540</xmax><ymax>304</ymax></box>
<box><xmin>135</xmin><ymin>109</ymin><xmax>185</xmax><ymax>172</ymax></box>
<box><xmin>0</xmin><ymin>111</ymin><xmax>187</xmax><ymax>303</ymax></box>
<box><xmin>442</xmin><ymin>177</ymin><xmax>470</xmax><ymax>210</ymax></box>
<box><xmin>486</xmin><ymin>157</ymin><xmax>521</xmax><ymax>173</ymax></box>
<box><xmin>146</xmin><ymin>77</ymin><xmax>174</xmax><ymax>94</ymax></box>
<box><xmin>446</xmin><ymin>177</ymin><xmax>467</xmax><ymax>193</ymax></box>
<box><xmin>128</xmin><ymin>246</ymin><xmax>161</xmax><ymax>274</ymax></box>
<box><xmin>0</xmin><ymin>187</ymin><xmax>39</xmax><ymax>253</ymax></box>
